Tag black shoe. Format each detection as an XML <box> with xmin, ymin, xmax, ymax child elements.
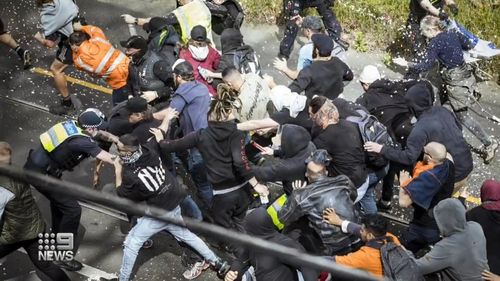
<box><xmin>99</xmin><ymin>278</ymin><xmax>118</xmax><ymax>281</ymax></box>
<box><xmin>213</xmin><ymin>258</ymin><xmax>230</xmax><ymax>278</ymax></box>
<box><xmin>54</xmin><ymin>259</ymin><xmax>83</xmax><ymax>271</ymax></box>
<box><xmin>277</xmin><ymin>53</ymin><xmax>288</xmax><ymax>61</ymax></box>
<box><xmin>22</xmin><ymin>50</ymin><xmax>33</xmax><ymax>69</ymax></box>
<box><xmin>377</xmin><ymin>199</ymin><xmax>392</xmax><ymax>212</ymax></box>
<box><xmin>49</xmin><ymin>103</ymin><xmax>75</xmax><ymax>115</ymax></box>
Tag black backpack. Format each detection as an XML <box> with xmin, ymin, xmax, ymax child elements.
<box><xmin>346</xmin><ymin>109</ymin><xmax>393</xmax><ymax>168</ymax></box>
<box><xmin>380</xmin><ymin>239</ymin><xmax>424</xmax><ymax>281</ymax></box>
<box><xmin>227</xmin><ymin>47</ymin><xmax>261</xmax><ymax>75</ymax></box>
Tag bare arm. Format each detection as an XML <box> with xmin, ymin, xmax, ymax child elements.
<box><xmin>237</xmin><ymin>118</ymin><xmax>279</xmax><ymax>131</ymax></box>
<box><xmin>418</xmin><ymin>0</ymin><xmax>442</xmax><ymax>16</ymax></box>
<box><xmin>95</xmin><ymin>150</ymin><xmax>118</xmax><ymax>165</ymax></box>
<box><xmin>34</xmin><ymin>32</ymin><xmax>56</xmax><ymax>48</ymax></box>
<box><xmin>94</xmin><ymin>130</ymin><xmax>119</xmax><ymax>144</ymax></box>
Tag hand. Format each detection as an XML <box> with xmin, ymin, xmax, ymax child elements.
<box><xmin>224</xmin><ymin>271</ymin><xmax>238</xmax><ymax>281</ymax></box>
<box><xmin>399</xmin><ymin>170</ymin><xmax>411</xmax><ymax>184</ymax></box>
<box><xmin>253</xmin><ymin>183</ymin><xmax>269</xmax><ymax>197</ymax></box>
<box><xmin>482</xmin><ymin>271</ymin><xmax>500</xmax><ymax>281</ymax></box>
<box><xmin>262</xmin><ymin>74</ymin><xmax>277</xmax><ymax>89</ymax></box>
<box><xmin>164</xmin><ymin>107</ymin><xmax>179</xmax><ymax>121</ymax></box>
<box><xmin>203</xmin><ymin>69</ymin><xmax>215</xmax><ymax>78</ymax></box>
<box><xmin>93</xmin><ymin>159</ymin><xmax>104</xmax><ymax>189</ymax></box>
<box><xmin>459</xmin><ymin>187</ymin><xmax>469</xmax><ymax>199</ymax></box>
<box><xmin>149</xmin><ymin>128</ymin><xmax>165</xmax><ymax>142</ymax></box>
<box><xmin>322</xmin><ymin>208</ymin><xmax>343</xmax><ymax>226</ymax></box>
<box><xmin>141</xmin><ymin>91</ymin><xmax>158</xmax><ymax>102</ymax></box>
<box><xmin>392</xmin><ymin>57</ymin><xmax>409</xmax><ymax>67</ymax></box>
<box><xmin>292</xmin><ymin>14</ymin><xmax>303</xmax><ymax>26</ymax></box>
<box><xmin>364</xmin><ymin>141</ymin><xmax>383</xmax><ymax>153</ymax></box>
<box><xmin>121</xmin><ymin>14</ymin><xmax>137</xmax><ymax>24</ymax></box>
<box><xmin>273</xmin><ymin>57</ymin><xmax>288</xmax><ymax>72</ymax></box>
<box><xmin>448</xmin><ymin>4</ymin><xmax>458</xmax><ymax>16</ymax></box>
<box><xmin>261</xmin><ymin>147</ymin><xmax>274</xmax><ymax>156</ymax></box>
<box><xmin>73</xmin><ymin>21</ymin><xmax>83</xmax><ymax>31</ymax></box>
<box><xmin>292</xmin><ymin>180</ymin><xmax>307</xmax><ymax>190</ymax></box>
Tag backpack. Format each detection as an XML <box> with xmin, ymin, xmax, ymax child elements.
<box><xmin>227</xmin><ymin>47</ymin><xmax>261</xmax><ymax>75</ymax></box>
<box><xmin>380</xmin><ymin>240</ymin><xmax>425</xmax><ymax>281</ymax></box>
<box><xmin>346</xmin><ymin>109</ymin><xmax>393</xmax><ymax>168</ymax></box>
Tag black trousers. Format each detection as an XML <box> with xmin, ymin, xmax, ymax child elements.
<box><xmin>0</xmin><ymin>238</ymin><xmax>70</xmax><ymax>281</ymax></box>
<box><xmin>279</xmin><ymin>0</ymin><xmax>342</xmax><ymax>58</ymax></box>
<box><xmin>24</xmin><ymin>148</ymin><xmax>82</xmax><ymax>250</ymax></box>
<box><xmin>405</xmin><ymin>14</ymin><xmax>427</xmax><ymax>61</ymax></box>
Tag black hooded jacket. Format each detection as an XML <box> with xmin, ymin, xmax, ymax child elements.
<box><xmin>356</xmin><ymin>79</ymin><xmax>414</xmax><ymax>130</ymax></box>
<box><xmin>380</xmin><ymin>81</ymin><xmax>473</xmax><ymax>181</ymax></box>
<box><xmin>217</xmin><ymin>28</ymin><xmax>257</xmax><ymax>72</ymax></box>
<box><xmin>230</xmin><ymin>208</ymin><xmax>318</xmax><ymax>281</ymax></box>
<box><xmin>254</xmin><ymin>124</ymin><xmax>316</xmax><ymax>194</ymax></box>
<box><xmin>159</xmin><ymin>120</ymin><xmax>254</xmax><ymax>190</ymax></box>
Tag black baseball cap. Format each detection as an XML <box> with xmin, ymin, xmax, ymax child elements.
<box><xmin>126</xmin><ymin>97</ymin><xmax>148</xmax><ymax>113</ymax></box>
<box><xmin>120</xmin><ymin>35</ymin><xmax>148</xmax><ymax>50</ymax></box>
<box><xmin>190</xmin><ymin>25</ymin><xmax>208</xmax><ymax>42</ymax></box>
<box><xmin>311</xmin><ymin>33</ymin><xmax>334</xmax><ymax>56</ymax></box>
<box><xmin>143</xmin><ymin>17</ymin><xmax>169</xmax><ymax>33</ymax></box>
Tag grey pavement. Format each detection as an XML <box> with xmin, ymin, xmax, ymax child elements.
<box><xmin>1</xmin><ymin>0</ymin><xmax>499</xmax><ymax>280</ymax></box>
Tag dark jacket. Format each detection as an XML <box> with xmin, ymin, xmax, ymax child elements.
<box><xmin>278</xmin><ymin>175</ymin><xmax>358</xmax><ymax>253</ymax></box>
<box><xmin>355</xmin><ymin>79</ymin><xmax>414</xmax><ymax>144</ymax></box>
<box><xmin>416</xmin><ymin>199</ymin><xmax>489</xmax><ymax>280</ymax></box>
<box><xmin>380</xmin><ymin>82</ymin><xmax>473</xmax><ymax>181</ymax></box>
<box><xmin>289</xmin><ymin>57</ymin><xmax>353</xmax><ymax>100</ymax></box>
<box><xmin>116</xmin><ymin>143</ymin><xmax>186</xmax><ymax>210</ymax></box>
<box><xmin>254</xmin><ymin>124</ymin><xmax>315</xmax><ymax>194</ymax></box>
<box><xmin>159</xmin><ymin>120</ymin><xmax>254</xmax><ymax>190</ymax></box>
<box><xmin>231</xmin><ymin>208</ymin><xmax>318</xmax><ymax>281</ymax></box>
<box><xmin>467</xmin><ymin>206</ymin><xmax>500</xmax><ymax>274</ymax></box>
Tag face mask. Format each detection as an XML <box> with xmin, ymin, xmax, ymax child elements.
<box><xmin>189</xmin><ymin>45</ymin><xmax>209</xmax><ymax>61</ymax></box>
<box><xmin>119</xmin><ymin>146</ymin><xmax>143</xmax><ymax>164</ymax></box>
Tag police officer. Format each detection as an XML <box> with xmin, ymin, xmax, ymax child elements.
<box><xmin>279</xmin><ymin>0</ymin><xmax>345</xmax><ymax>60</ymax></box>
<box><xmin>120</xmin><ymin>36</ymin><xmax>175</xmax><ymax>105</ymax></box>
<box><xmin>24</xmin><ymin>108</ymin><xmax>119</xmax><ymax>271</ymax></box>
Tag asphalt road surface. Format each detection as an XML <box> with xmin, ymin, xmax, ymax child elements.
<box><xmin>0</xmin><ymin>0</ymin><xmax>499</xmax><ymax>280</ymax></box>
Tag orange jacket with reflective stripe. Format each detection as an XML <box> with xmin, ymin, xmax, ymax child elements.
<box><xmin>72</xmin><ymin>25</ymin><xmax>130</xmax><ymax>89</ymax></box>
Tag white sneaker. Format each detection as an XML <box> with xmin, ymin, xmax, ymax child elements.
<box><xmin>182</xmin><ymin>260</ymin><xmax>210</xmax><ymax>280</ymax></box>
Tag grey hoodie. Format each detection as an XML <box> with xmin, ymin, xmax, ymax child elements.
<box><xmin>416</xmin><ymin>199</ymin><xmax>489</xmax><ymax>280</ymax></box>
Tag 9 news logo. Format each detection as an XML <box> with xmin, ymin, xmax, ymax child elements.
<box><xmin>37</xmin><ymin>232</ymin><xmax>74</xmax><ymax>261</ymax></box>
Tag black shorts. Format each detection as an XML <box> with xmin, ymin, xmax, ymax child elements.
<box><xmin>0</xmin><ymin>18</ymin><xmax>7</xmax><ymax>35</ymax></box>
<box><xmin>55</xmin><ymin>39</ymin><xmax>73</xmax><ymax>65</ymax></box>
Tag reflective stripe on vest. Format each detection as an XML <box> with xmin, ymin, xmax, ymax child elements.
<box><xmin>173</xmin><ymin>0</ymin><xmax>213</xmax><ymax>44</ymax></box>
<box><xmin>266</xmin><ymin>194</ymin><xmax>288</xmax><ymax>230</ymax></box>
<box><xmin>39</xmin><ymin>121</ymin><xmax>85</xmax><ymax>153</ymax></box>
<box><xmin>102</xmin><ymin>52</ymin><xmax>127</xmax><ymax>80</ymax></box>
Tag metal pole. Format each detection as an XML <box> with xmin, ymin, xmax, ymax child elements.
<box><xmin>0</xmin><ymin>165</ymin><xmax>379</xmax><ymax>281</ymax></box>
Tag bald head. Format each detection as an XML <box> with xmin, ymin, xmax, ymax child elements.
<box><xmin>424</xmin><ymin>142</ymin><xmax>447</xmax><ymax>163</ymax></box>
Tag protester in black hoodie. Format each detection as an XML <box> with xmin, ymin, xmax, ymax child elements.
<box><xmin>224</xmin><ymin>207</ymin><xmax>318</xmax><ymax>281</ymax></box>
<box><xmin>365</xmin><ymin>81</ymin><xmax>473</xmax><ymax>193</ymax></box>
<box><xmin>142</xmin><ymin>17</ymin><xmax>181</xmax><ymax>65</ymax></box>
<box><xmin>156</xmin><ymin>85</ymin><xmax>269</xmax><ymax>230</ymax></box>
<box><xmin>254</xmin><ymin>124</ymin><xmax>316</xmax><ymax>195</ymax></box>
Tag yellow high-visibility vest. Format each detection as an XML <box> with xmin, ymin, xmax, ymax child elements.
<box><xmin>266</xmin><ymin>194</ymin><xmax>288</xmax><ymax>230</ymax></box>
<box><xmin>173</xmin><ymin>0</ymin><xmax>213</xmax><ymax>44</ymax></box>
<box><xmin>39</xmin><ymin>121</ymin><xmax>86</xmax><ymax>153</ymax></box>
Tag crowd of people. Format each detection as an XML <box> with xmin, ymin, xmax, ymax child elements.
<box><xmin>0</xmin><ymin>0</ymin><xmax>499</xmax><ymax>281</ymax></box>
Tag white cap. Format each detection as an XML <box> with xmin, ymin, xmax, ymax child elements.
<box><xmin>359</xmin><ymin>65</ymin><xmax>381</xmax><ymax>84</ymax></box>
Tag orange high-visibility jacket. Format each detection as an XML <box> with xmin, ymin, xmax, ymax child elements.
<box><xmin>72</xmin><ymin>25</ymin><xmax>129</xmax><ymax>90</ymax></box>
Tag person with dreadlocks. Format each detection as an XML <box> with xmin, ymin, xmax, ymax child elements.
<box><xmin>152</xmin><ymin>83</ymin><xmax>268</xmax><ymax>233</ymax></box>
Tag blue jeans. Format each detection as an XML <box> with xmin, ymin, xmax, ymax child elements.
<box><xmin>359</xmin><ymin>165</ymin><xmax>389</xmax><ymax>215</ymax></box>
<box><xmin>402</xmin><ymin>223</ymin><xmax>441</xmax><ymax>254</ymax></box>
<box><xmin>188</xmin><ymin>149</ymin><xmax>213</xmax><ymax>209</ymax></box>
<box><xmin>119</xmin><ymin>206</ymin><xmax>218</xmax><ymax>281</ymax></box>
<box><xmin>180</xmin><ymin>195</ymin><xmax>203</xmax><ymax>221</ymax></box>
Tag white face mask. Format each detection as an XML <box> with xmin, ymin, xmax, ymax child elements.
<box><xmin>189</xmin><ymin>45</ymin><xmax>209</xmax><ymax>61</ymax></box>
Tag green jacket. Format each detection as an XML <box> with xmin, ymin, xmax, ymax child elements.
<box><xmin>0</xmin><ymin>175</ymin><xmax>45</xmax><ymax>244</ymax></box>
